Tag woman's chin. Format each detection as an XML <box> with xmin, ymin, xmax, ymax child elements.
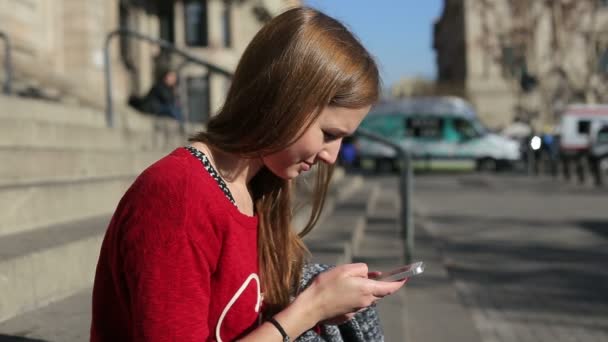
<box><xmin>287</xmin><ymin>167</ymin><xmax>308</xmax><ymax>180</ymax></box>
<box><xmin>267</xmin><ymin>168</ymin><xmax>298</xmax><ymax>180</ymax></box>
<box><xmin>265</xmin><ymin>164</ymin><xmax>307</xmax><ymax>180</ymax></box>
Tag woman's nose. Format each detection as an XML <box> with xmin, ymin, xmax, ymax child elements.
<box><xmin>318</xmin><ymin>140</ymin><xmax>342</xmax><ymax>165</ymax></box>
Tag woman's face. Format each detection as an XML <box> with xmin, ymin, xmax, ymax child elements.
<box><xmin>262</xmin><ymin>105</ymin><xmax>371</xmax><ymax>179</ymax></box>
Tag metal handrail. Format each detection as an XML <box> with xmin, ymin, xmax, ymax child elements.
<box><xmin>356</xmin><ymin>128</ymin><xmax>415</xmax><ymax>263</ymax></box>
<box><xmin>103</xmin><ymin>28</ymin><xmax>234</xmax><ymax>127</ymax></box>
<box><xmin>0</xmin><ymin>31</ymin><xmax>12</xmax><ymax>95</ymax></box>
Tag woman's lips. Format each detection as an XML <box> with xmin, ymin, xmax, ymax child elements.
<box><xmin>301</xmin><ymin>162</ymin><xmax>311</xmax><ymax>171</ymax></box>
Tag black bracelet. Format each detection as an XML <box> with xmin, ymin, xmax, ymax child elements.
<box><xmin>268</xmin><ymin>316</ymin><xmax>290</xmax><ymax>342</ymax></box>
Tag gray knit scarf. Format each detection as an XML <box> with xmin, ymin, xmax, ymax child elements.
<box><xmin>294</xmin><ymin>264</ymin><xmax>385</xmax><ymax>342</ymax></box>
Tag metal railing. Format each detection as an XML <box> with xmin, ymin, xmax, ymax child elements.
<box><xmin>103</xmin><ymin>28</ymin><xmax>234</xmax><ymax>127</ymax></box>
<box><xmin>0</xmin><ymin>31</ymin><xmax>12</xmax><ymax>95</ymax></box>
<box><xmin>356</xmin><ymin>128</ymin><xmax>415</xmax><ymax>263</ymax></box>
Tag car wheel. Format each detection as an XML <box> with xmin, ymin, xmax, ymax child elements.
<box><xmin>476</xmin><ymin>158</ymin><xmax>497</xmax><ymax>172</ymax></box>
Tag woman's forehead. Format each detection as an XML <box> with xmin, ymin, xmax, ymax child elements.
<box><xmin>319</xmin><ymin>106</ymin><xmax>371</xmax><ymax>132</ymax></box>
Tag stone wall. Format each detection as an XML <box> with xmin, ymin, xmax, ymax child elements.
<box><xmin>0</xmin><ymin>0</ymin><xmax>300</xmax><ymax>115</ymax></box>
<box><xmin>435</xmin><ymin>0</ymin><xmax>608</xmax><ymax>130</ymax></box>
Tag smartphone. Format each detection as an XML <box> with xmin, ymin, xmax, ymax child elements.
<box><xmin>374</xmin><ymin>261</ymin><xmax>425</xmax><ymax>282</ymax></box>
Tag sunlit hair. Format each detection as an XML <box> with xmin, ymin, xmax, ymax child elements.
<box><xmin>190</xmin><ymin>6</ymin><xmax>380</xmax><ymax>314</ymax></box>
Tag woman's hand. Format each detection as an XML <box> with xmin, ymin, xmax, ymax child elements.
<box><xmin>295</xmin><ymin>263</ymin><xmax>407</xmax><ymax>324</ymax></box>
<box><xmin>319</xmin><ymin>270</ymin><xmax>409</xmax><ymax>325</ymax></box>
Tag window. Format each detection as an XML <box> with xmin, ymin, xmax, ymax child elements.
<box><xmin>599</xmin><ymin>48</ymin><xmax>608</xmax><ymax>74</ymax></box>
<box><xmin>405</xmin><ymin>117</ymin><xmax>444</xmax><ymax>139</ymax></box>
<box><xmin>360</xmin><ymin>115</ymin><xmax>402</xmax><ymax>138</ymax></box>
<box><xmin>159</xmin><ymin>18</ymin><xmax>175</xmax><ymax>44</ymax></box>
<box><xmin>159</xmin><ymin>17</ymin><xmax>175</xmax><ymax>43</ymax></box>
<box><xmin>184</xmin><ymin>0</ymin><xmax>208</xmax><ymax>47</ymax></box>
<box><xmin>118</xmin><ymin>3</ymin><xmax>136</xmax><ymax>70</ymax></box>
<box><xmin>501</xmin><ymin>45</ymin><xmax>526</xmax><ymax>78</ymax></box>
<box><xmin>186</xmin><ymin>75</ymin><xmax>210</xmax><ymax>123</ymax></box>
<box><xmin>222</xmin><ymin>1</ymin><xmax>232</xmax><ymax>48</ymax></box>
<box><xmin>158</xmin><ymin>2</ymin><xmax>175</xmax><ymax>43</ymax></box>
<box><xmin>578</xmin><ymin>120</ymin><xmax>591</xmax><ymax>134</ymax></box>
<box><xmin>597</xmin><ymin>126</ymin><xmax>608</xmax><ymax>144</ymax></box>
<box><xmin>453</xmin><ymin>118</ymin><xmax>480</xmax><ymax>140</ymax></box>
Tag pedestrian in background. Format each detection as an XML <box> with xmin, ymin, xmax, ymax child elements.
<box><xmin>91</xmin><ymin>7</ymin><xmax>405</xmax><ymax>342</ymax></box>
<box><xmin>339</xmin><ymin>135</ymin><xmax>359</xmax><ymax>170</ymax></box>
<box><xmin>141</xmin><ymin>69</ymin><xmax>182</xmax><ymax>121</ymax></box>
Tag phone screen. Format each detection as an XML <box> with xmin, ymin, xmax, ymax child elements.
<box><xmin>375</xmin><ymin>261</ymin><xmax>425</xmax><ymax>282</ymax></box>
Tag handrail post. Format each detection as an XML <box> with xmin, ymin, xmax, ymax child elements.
<box><xmin>104</xmin><ymin>31</ymin><xmax>118</xmax><ymax>127</ymax></box>
<box><xmin>0</xmin><ymin>31</ymin><xmax>12</xmax><ymax>95</ymax></box>
<box><xmin>403</xmin><ymin>150</ymin><xmax>414</xmax><ymax>262</ymax></box>
<box><xmin>357</xmin><ymin>128</ymin><xmax>415</xmax><ymax>263</ymax></box>
<box><xmin>397</xmin><ymin>149</ymin><xmax>414</xmax><ymax>263</ymax></box>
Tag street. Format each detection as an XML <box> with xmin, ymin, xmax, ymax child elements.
<box><xmin>410</xmin><ymin>173</ymin><xmax>608</xmax><ymax>342</ymax></box>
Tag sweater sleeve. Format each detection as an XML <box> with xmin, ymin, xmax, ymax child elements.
<box><xmin>123</xmin><ymin>231</ymin><xmax>213</xmax><ymax>341</ymax></box>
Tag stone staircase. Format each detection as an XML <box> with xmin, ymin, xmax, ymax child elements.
<box><xmin>303</xmin><ymin>175</ymin><xmax>378</xmax><ymax>265</ymax></box>
<box><xmin>302</xmin><ymin>175</ymin><xmax>411</xmax><ymax>341</ymax></box>
<box><xmin>351</xmin><ymin>178</ymin><xmax>409</xmax><ymax>341</ymax></box>
<box><xmin>0</xmin><ymin>94</ymin><xmax>195</xmax><ymax>325</ymax></box>
<box><xmin>300</xmin><ymin>174</ymin><xmax>410</xmax><ymax>341</ymax></box>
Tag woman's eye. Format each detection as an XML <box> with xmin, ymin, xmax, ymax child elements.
<box><xmin>323</xmin><ymin>131</ymin><xmax>339</xmax><ymax>142</ymax></box>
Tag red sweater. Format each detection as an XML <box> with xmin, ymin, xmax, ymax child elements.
<box><xmin>91</xmin><ymin>148</ymin><xmax>261</xmax><ymax>341</ymax></box>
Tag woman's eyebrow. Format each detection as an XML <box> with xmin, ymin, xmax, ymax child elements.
<box><xmin>328</xmin><ymin>128</ymin><xmax>351</xmax><ymax>137</ymax></box>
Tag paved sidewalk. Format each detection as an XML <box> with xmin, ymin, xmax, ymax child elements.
<box><xmin>356</xmin><ymin>176</ymin><xmax>481</xmax><ymax>342</ymax></box>
<box><xmin>414</xmin><ymin>174</ymin><xmax>608</xmax><ymax>342</ymax></box>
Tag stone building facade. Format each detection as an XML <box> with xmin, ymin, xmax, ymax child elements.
<box><xmin>0</xmin><ymin>0</ymin><xmax>300</xmax><ymax>122</ymax></box>
<box><xmin>434</xmin><ymin>0</ymin><xmax>608</xmax><ymax>131</ymax></box>
<box><xmin>391</xmin><ymin>77</ymin><xmax>436</xmax><ymax>98</ymax></box>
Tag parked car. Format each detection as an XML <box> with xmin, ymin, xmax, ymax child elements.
<box><xmin>357</xmin><ymin>97</ymin><xmax>520</xmax><ymax>172</ymax></box>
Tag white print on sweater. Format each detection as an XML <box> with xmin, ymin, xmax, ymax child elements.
<box><xmin>215</xmin><ymin>273</ymin><xmax>262</xmax><ymax>342</ymax></box>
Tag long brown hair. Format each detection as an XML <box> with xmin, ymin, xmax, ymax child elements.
<box><xmin>191</xmin><ymin>7</ymin><xmax>380</xmax><ymax>314</ymax></box>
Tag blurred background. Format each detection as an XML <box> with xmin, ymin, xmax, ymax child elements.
<box><xmin>0</xmin><ymin>0</ymin><xmax>607</xmax><ymax>341</ymax></box>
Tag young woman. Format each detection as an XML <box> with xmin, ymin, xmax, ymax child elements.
<box><xmin>91</xmin><ymin>7</ymin><xmax>406</xmax><ymax>342</ymax></box>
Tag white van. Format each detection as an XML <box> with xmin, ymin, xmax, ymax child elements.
<box><xmin>559</xmin><ymin>104</ymin><xmax>608</xmax><ymax>157</ymax></box>
<box><xmin>357</xmin><ymin>97</ymin><xmax>520</xmax><ymax>171</ymax></box>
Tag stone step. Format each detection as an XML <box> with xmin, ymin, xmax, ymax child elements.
<box><xmin>0</xmin><ymin>287</ymin><xmax>92</xmax><ymax>342</ymax></box>
<box><xmin>0</xmin><ymin>94</ymin><xmax>106</xmax><ymax>128</ymax></box>
<box><xmin>0</xmin><ymin>117</ymin><xmax>187</xmax><ymax>151</ymax></box>
<box><xmin>350</xmin><ymin>180</ymin><xmax>408</xmax><ymax>342</ymax></box>
<box><xmin>305</xmin><ymin>213</ymin><xmax>365</xmax><ymax>256</ymax></box>
<box><xmin>0</xmin><ymin>215</ymin><xmax>109</xmax><ymax>323</ymax></box>
<box><xmin>292</xmin><ymin>170</ymin><xmax>361</xmax><ymax>232</ymax></box>
<box><xmin>0</xmin><ymin>147</ymin><xmax>163</xmax><ymax>187</ymax></box>
<box><xmin>306</xmin><ymin>241</ymin><xmax>352</xmax><ymax>266</ymax></box>
<box><xmin>333</xmin><ymin>180</ymin><xmax>378</xmax><ymax>213</ymax></box>
<box><xmin>297</xmin><ymin>173</ymin><xmax>360</xmax><ymax>266</ymax></box>
<box><xmin>0</xmin><ymin>94</ymin><xmax>197</xmax><ymax>133</ymax></box>
<box><xmin>303</xmin><ymin>180</ymin><xmax>380</xmax><ymax>266</ymax></box>
<box><xmin>304</xmin><ymin>213</ymin><xmax>365</xmax><ymax>266</ymax></box>
<box><xmin>0</xmin><ymin>176</ymin><xmax>133</xmax><ymax>237</ymax></box>
<box><xmin>354</xmin><ymin>231</ymin><xmax>408</xmax><ymax>342</ymax></box>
